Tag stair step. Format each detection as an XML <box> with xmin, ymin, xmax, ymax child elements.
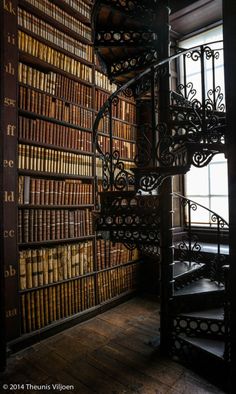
<box><xmin>174</xmin><ymin>278</ymin><xmax>224</xmax><ymax>296</ymax></box>
<box><xmin>179</xmin><ymin>335</ymin><xmax>225</xmax><ymax>359</ymax></box>
<box><xmin>174</xmin><ymin>242</ymin><xmax>229</xmax><ymax>255</ymax></box>
<box><xmin>180</xmin><ymin>307</ymin><xmax>224</xmax><ymax>321</ymax></box>
<box><xmin>173</xmin><ymin>261</ymin><xmax>204</xmax><ymax>278</ymax></box>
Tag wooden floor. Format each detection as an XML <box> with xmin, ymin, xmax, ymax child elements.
<box><xmin>1</xmin><ymin>297</ymin><xmax>225</xmax><ymax>393</ymax></box>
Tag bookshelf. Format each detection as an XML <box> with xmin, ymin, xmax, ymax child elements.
<box><xmin>1</xmin><ymin>0</ymin><xmax>141</xmax><ymax>354</ymax></box>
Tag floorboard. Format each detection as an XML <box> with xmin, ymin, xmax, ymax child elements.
<box><xmin>1</xmin><ymin>296</ymin><xmax>225</xmax><ymax>393</ymax></box>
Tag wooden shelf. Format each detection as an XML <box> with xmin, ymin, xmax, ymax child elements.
<box><xmin>18</xmin><ymin>169</ymin><xmax>94</xmax><ymax>181</ymax></box>
<box><xmin>18</xmin><ymin>204</ymin><xmax>94</xmax><ymax>209</ymax></box>
<box><xmin>18</xmin><ymin>138</ymin><xmax>93</xmax><ymax>156</ymax></box>
<box><xmin>18</xmin><ymin>109</ymin><xmax>93</xmax><ymax>133</ymax></box>
<box><xmin>8</xmin><ymin>290</ymin><xmax>137</xmax><ymax>354</ymax></box>
<box><xmin>49</xmin><ymin>0</ymin><xmax>91</xmax><ymax>26</ymax></box>
<box><xmin>97</xmin><ymin>259</ymin><xmax>142</xmax><ymax>273</ymax></box>
<box><xmin>19</xmin><ymin>0</ymin><xmax>92</xmax><ymax>45</ymax></box>
<box><xmin>95</xmin><ymin>85</ymin><xmax>136</xmax><ymax>105</ymax></box>
<box><xmin>18</xmin><ymin>26</ymin><xmax>93</xmax><ymax>67</ymax></box>
<box><xmin>19</xmin><ymin>51</ymin><xmax>93</xmax><ymax>87</ymax></box>
<box><xmin>19</xmin><ymin>235</ymin><xmax>95</xmax><ymax>248</ymax></box>
<box><xmin>19</xmin><ymin>271</ymin><xmax>96</xmax><ymax>293</ymax></box>
<box><xmin>97</xmin><ymin>131</ymin><xmax>136</xmax><ymax>144</ymax></box>
<box><xmin>18</xmin><ymin>82</ymin><xmax>95</xmax><ymax>113</ymax></box>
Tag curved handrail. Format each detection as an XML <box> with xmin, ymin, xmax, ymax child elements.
<box><xmin>173</xmin><ymin>192</ymin><xmax>228</xmax><ymax>228</ymax></box>
<box><xmin>93</xmin><ymin>40</ymin><xmax>224</xmax><ymax>143</ymax></box>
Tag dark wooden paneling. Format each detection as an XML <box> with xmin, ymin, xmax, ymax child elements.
<box><xmin>170</xmin><ymin>0</ymin><xmax>222</xmax><ymax>38</ymax></box>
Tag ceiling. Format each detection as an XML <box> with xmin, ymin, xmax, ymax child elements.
<box><xmin>170</xmin><ymin>0</ymin><xmax>222</xmax><ymax>38</ymax></box>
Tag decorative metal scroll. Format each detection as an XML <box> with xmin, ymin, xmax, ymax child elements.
<box><xmin>111</xmin><ymin>49</ymin><xmax>158</xmax><ymax>77</ymax></box>
<box><xmin>174</xmin><ymin>193</ymin><xmax>229</xmax><ymax>285</ymax></box>
<box><xmin>95</xmin><ymin>29</ymin><xmax>157</xmax><ymax>46</ymax></box>
<box><xmin>93</xmin><ymin>40</ymin><xmax>225</xmax><ymax>195</ymax></box>
<box><xmin>100</xmin><ymin>0</ymin><xmax>158</xmax><ymax>18</ymax></box>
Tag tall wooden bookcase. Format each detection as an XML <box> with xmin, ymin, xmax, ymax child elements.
<box><xmin>0</xmin><ymin>0</ymin><xmax>141</xmax><ymax>360</ymax></box>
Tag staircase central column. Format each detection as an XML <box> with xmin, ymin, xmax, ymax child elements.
<box><xmin>157</xmin><ymin>1</ymin><xmax>174</xmax><ymax>356</ymax></box>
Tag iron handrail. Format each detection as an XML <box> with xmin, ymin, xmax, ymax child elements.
<box><xmin>93</xmin><ymin>39</ymin><xmax>224</xmax><ymax>153</ymax></box>
<box><xmin>173</xmin><ymin>192</ymin><xmax>229</xmax><ymax>228</ymax></box>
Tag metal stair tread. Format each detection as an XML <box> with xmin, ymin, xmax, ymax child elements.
<box><xmin>179</xmin><ymin>307</ymin><xmax>224</xmax><ymax>321</ymax></box>
<box><xmin>174</xmin><ymin>278</ymin><xmax>224</xmax><ymax>296</ymax></box>
<box><xmin>178</xmin><ymin>335</ymin><xmax>225</xmax><ymax>359</ymax></box>
<box><xmin>174</xmin><ymin>242</ymin><xmax>229</xmax><ymax>255</ymax></box>
<box><xmin>173</xmin><ymin>261</ymin><xmax>205</xmax><ymax>279</ymax></box>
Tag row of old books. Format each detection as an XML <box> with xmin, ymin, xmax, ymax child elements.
<box><xmin>19</xmin><ymin>116</ymin><xmax>92</xmax><ymax>152</ymax></box>
<box><xmin>95</xmin><ymin>70</ymin><xmax>117</xmax><ymax>93</ymax></box>
<box><xmin>19</xmin><ymin>241</ymin><xmax>93</xmax><ymax>290</ymax></box>
<box><xmin>18</xmin><ymin>145</ymin><xmax>92</xmax><ymax>176</ymax></box>
<box><xmin>95</xmin><ymin>90</ymin><xmax>136</xmax><ymax>124</ymax></box>
<box><xmin>18</xmin><ymin>208</ymin><xmax>93</xmax><ymax>243</ymax></box>
<box><xmin>18</xmin><ymin>9</ymin><xmax>93</xmax><ymax>63</ymax></box>
<box><xmin>19</xmin><ymin>86</ymin><xmax>93</xmax><ymax>129</ymax></box>
<box><xmin>95</xmin><ymin>158</ymin><xmax>135</xmax><ymax>186</ymax></box>
<box><xmin>96</xmin><ymin>240</ymin><xmax>139</xmax><ymax>270</ymax></box>
<box><xmin>64</xmin><ymin>0</ymin><xmax>91</xmax><ymax>20</ymax></box>
<box><xmin>23</xmin><ymin>0</ymin><xmax>92</xmax><ymax>41</ymax></box>
<box><xmin>97</xmin><ymin>263</ymin><xmax>139</xmax><ymax>303</ymax></box>
<box><xmin>18</xmin><ymin>176</ymin><xmax>93</xmax><ymax>206</ymax></box>
<box><xmin>19</xmin><ymin>31</ymin><xmax>92</xmax><ymax>83</ymax></box>
<box><xmin>19</xmin><ymin>63</ymin><xmax>92</xmax><ymax>108</ymax></box>
<box><xmin>98</xmin><ymin>134</ymin><xmax>136</xmax><ymax>160</ymax></box>
<box><xmin>98</xmin><ymin>116</ymin><xmax>137</xmax><ymax>141</ymax></box>
<box><xmin>20</xmin><ymin>276</ymin><xmax>96</xmax><ymax>333</ymax></box>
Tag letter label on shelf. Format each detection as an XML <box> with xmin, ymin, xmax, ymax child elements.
<box><xmin>6</xmin><ymin>124</ymin><xmax>16</xmax><ymax>136</ymax></box>
<box><xmin>6</xmin><ymin>308</ymin><xmax>17</xmax><ymax>318</ymax></box>
<box><xmin>4</xmin><ymin>97</ymin><xmax>16</xmax><ymax>107</ymax></box>
<box><xmin>3</xmin><ymin>160</ymin><xmax>14</xmax><ymax>167</ymax></box>
<box><xmin>4</xmin><ymin>230</ymin><xmax>15</xmax><ymax>238</ymax></box>
<box><xmin>4</xmin><ymin>191</ymin><xmax>15</xmax><ymax>202</ymax></box>
<box><xmin>5</xmin><ymin>265</ymin><xmax>16</xmax><ymax>278</ymax></box>
<box><xmin>5</xmin><ymin>62</ymin><xmax>15</xmax><ymax>76</ymax></box>
<box><xmin>3</xmin><ymin>0</ymin><xmax>16</xmax><ymax>15</ymax></box>
<box><xmin>7</xmin><ymin>33</ymin><xmax>16</xmax><ymax>45</ymax></box>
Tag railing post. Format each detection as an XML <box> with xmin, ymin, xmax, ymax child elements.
<box><xmin>188</xmin><ymin>201</ymin><xmax>192</xmax><ymax>267</ymax></box>
<box><xmin>151</xmin><ymin>66</ymin><xmax>157</xmax><ymax>167</ymax></box>
<box><xmin>109</xmin><ymin>99</ymin><xmax>114</xmax><ymax>190</ymax></box>
<box><xmin>201</xmin><ymin>45</ymin><xmax>206</xmax><ymax>135</ymax></box>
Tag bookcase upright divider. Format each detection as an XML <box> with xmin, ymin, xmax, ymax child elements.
<box><xmin>0</xmin><ymin>0</ymin><xmax>142</xmax><ymax>352</ymax></box>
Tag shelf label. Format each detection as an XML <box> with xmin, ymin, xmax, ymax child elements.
<box><xmin>3</xmin><ymin>0</ymin><xmax>16</xmax><ymax>15</ymax></box>
<box><xmin>6</xmin><ymin>308</ymin><xmax>17</xmax><ymax>319</ymax></box>
<box><xmin>4</xmin><ymin>97</ymin><xmax>16</xmax><ymax>107</ymax></box>
<box><xmin>4</xmin><ymin>229</ymin><xmax>15</xmax><ymax>238</ymax></box>
<box><xmin>5</xmin><ymin>265</ymin><xmax>16</xmax><ymax>278</ymax></box>
<box><xmin>7</xmin><ymin>33</ymin><xmax>16</xmax><ymax>46</ymax></box>
<box><xmin>4</xmin><ymin>191</ymin><xmax>15</xmax><ymax>202</ymax></box>
<box><xmin>3</xmin><ymin>159</ymin><xmax>14</xmax><ymax>167</ymax></box>
<box><xmin>5</xmin><ymin>62</ymin><xmax>15</xmax><ymax>76</ymax></box>
<box><xmin>6</xmin><ymin>124</ymin><xmax>16</xmax><ymax>136</ymax></box>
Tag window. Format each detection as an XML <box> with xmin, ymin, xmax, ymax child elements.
<box><xmin>179</xmin><ymin>26</ymin><xmax>228</xmax><ymax>225</ymax></box>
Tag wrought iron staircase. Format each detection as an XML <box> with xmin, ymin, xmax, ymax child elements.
<box><xmin>92</xmin><ymin>0</ymin><xmax>229</xmax><ymax>386</ymax></box>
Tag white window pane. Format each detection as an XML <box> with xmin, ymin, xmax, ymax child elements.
<box><xmin>186</xmin><ymin>197</ymin><xmax>210</xmax><ymax>224</ymax></box>
<box><xmin>186</xmin><ymin>166</ymin><xmax>209</xmax><ymax>196</ymax></box>
<box><xmin>210</xmin><ymin>163</ymin><xmax>228</xmax><ymax>195</ymax></box>
<box><xmin>211</xmin><ymin>153</ymin><xmax>225</xmax><ymax>163</ymax></box>
<box><xmin>210</xmin><ymin>197</ymin><xmax>229</xmax><ymax>222</ymax></box>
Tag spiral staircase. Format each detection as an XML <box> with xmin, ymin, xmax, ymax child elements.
<box><xmin>92</xmin><ymin>0</ymin><xmax>229</xmax><ymax>388</ymax></box>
